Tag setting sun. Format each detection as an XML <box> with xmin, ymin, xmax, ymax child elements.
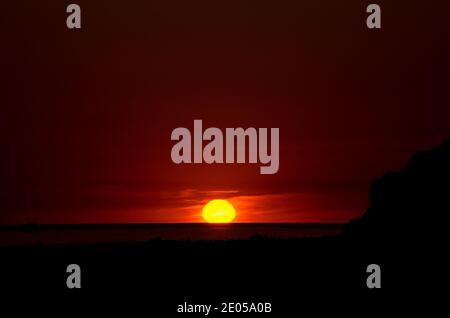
<box><xmin>202</xmin><ymin>199</ymin><xmax>236</xmax><ymax>223</ymax></box>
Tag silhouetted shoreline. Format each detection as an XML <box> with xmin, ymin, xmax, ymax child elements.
<box><xmin>0</xmin><ymin>222</ymin><xmax>344</xmax><ymax>246</ymax></box>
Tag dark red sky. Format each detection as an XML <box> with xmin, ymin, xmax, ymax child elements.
<box><xmin>1</xmin><ymin>0</ymin><xmax>450</xmax><ymax>224</ymax></box>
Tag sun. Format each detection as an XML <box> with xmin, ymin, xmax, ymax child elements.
<box><xmin>202</xmin><ymin>199</ymin><xmax>236</xmax><ymax>223</ymax></box>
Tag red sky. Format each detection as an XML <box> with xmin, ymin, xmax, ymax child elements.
<box><xmin>1</xmin><ymin>0</ymin><xmax>450</xmax><ymax>224</ymax></box>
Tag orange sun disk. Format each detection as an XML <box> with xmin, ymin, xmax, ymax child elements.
<box><xmin>202</xmin><ymin>199</ymin><xmax>236</xmax><ymax>223</ymax></box>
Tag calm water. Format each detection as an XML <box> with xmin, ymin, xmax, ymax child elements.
<box><xmin>0</xmin><ymin>223</ymin><xmax>344</xmax><ymax>246</ymax></box>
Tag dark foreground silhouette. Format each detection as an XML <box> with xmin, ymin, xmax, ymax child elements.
<box><xmin>1</xmin><ymin>139</ymin><xmax>449</xmax><ymax>311</ymax></box>
<box><xmin>345</xmin><ymin>138</ymin><xmax>450</xmax><ymax>242</ymax></box>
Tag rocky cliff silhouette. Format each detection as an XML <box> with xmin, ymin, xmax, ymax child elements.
<box><xmin>345</xmin><ymin>138</ymin><xmax>450</xmax><ymax>245</ymax></box>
